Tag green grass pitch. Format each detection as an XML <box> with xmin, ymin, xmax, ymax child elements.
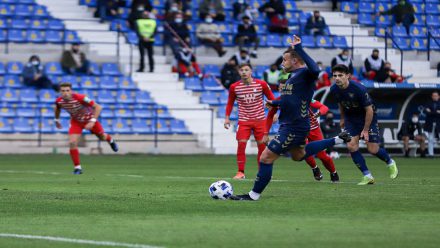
<box><xmin>0</xmin><ymin>154</ymin><xmax>439</xmax><ymax>248</ymax></box>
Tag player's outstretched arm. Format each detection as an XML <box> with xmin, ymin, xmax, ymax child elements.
<box><xmin>93</xmin><ymin>103</ymin><xmax>103</xmax><ymax>119</ymax></box>
<box><xmin>224</xmin><ymin>85</ymin><xmax>236</xmax><ymax>129</ymax></box>
<box><xmin>54</xmin><ymin>104</ymin><xmax>62</xmax><ymax>129</ymax></box>
<box><xmin>289</xmin><ymin>35</ymin><xmax>320</xmax><ymax>77</ymax></box>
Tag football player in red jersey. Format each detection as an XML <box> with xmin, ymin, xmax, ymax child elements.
<box><xmin>54</xmin><ymin>82</ymin><xmax>118</xmax><ymax>174</ymax></box>
<box><xmin>224</xmin><ymin>63</ymin><xmax>275</xmax><ymax>179</ymax></box>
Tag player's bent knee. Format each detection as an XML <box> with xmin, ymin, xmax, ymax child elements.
<box><xmin>367</xmin><ymin>145</ymin><xmax>379</xmax><ymax>154</ymax></box>
<box><xmin>290</xmin><ymin>148</ymin><xmax>305</xmax><ymax>161</ymax></box>
<box><xmin>260</xmin><ymin>149</ymin><xmax>276</xmax><ymax>163</ymax></box>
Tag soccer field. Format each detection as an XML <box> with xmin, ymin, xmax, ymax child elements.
<box><xmin>0</xmin><ymin>154</ymin><xmax>439</xmax><ymax>248</ymax></box>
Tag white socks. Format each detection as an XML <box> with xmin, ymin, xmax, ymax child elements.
<box><xmin>249</xmin><ymin>191</ymin><xmax>260</xmax><ymax>200</ymax></box>
<box><xmin>74</xmin><ymin>165</ymin><xmax>82</xmax><ymax>169</ymax></box>
<box><xmin>334</xmin><ymin>136</ymin><xmax>344</xmax><ymax>145</ymax></box>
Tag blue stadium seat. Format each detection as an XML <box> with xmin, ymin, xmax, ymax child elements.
<box><xmin>116</xmin><ymin>90</ymin><xmax>135</xmax><ymax>104</ymax></box>
<box><xmin>254</xmin><ymin>65</ymin><xmax>269</xmax><ymax>78</ymax></box>
<box><xmin>101</xmin><ymin>63</ymin><xmax>121</xmax><ymax>76</ymax></box>
<box><xmin>254</xmin><ymin>24</ymin><xmax>267</xmax><ymax>35</ymax></box>
<box><xmin>392</xmin><ymin>25</ymin><xmax>408</xmax><ymax>37</ymax></box>
<box><xmin>118</xmin><ymin>7</ymin><xmax>130</xmax><ymax>19</ymax></box>
<box><xmin>153</xmin><ymin>33</ymin><xmax>163</xmax><ymax>46</ymax></box>
<box><xmin>170</xmin><ymin>119</ymin><xmax>191</xmax><ymax>134</ymax></box>
<box><xmin>97</xmin><ymin>90</ymin><xmax>115</xmax><ymax>103</ymax></box>
<box><xmin>39</xmin><ymin>89</ymin><xmax>57</xmax><ymax>103</ymax></box>
<box><xmin>20</xmin><ymin>89</ymin><xmax>38</xmax><ymax>102</ymax></box>
<box><xmin>13</xmin><ymin>118</ymin><xmax>34</xmax><ymax>133</ymax></box>
<box><xmin>100</xmin><ymin>109</ymin><xmax>114</xmax><ymax>118</ymax></box>
<box><xmin>375</xmin><ymin>26</ymin><xmax>387</xmax><ymax>37</ymax></box>
<box><xmin>221</xmin><ymin>34</ymin><xmax>233</xmax><ymax>47</ymax></box>
<box><xmin>316</xmin><ymin>35</ymin><xmax>333</xmax><ymax>48</ymax></box>
<box><xmin>29</xmin><ymin>19</ymin><xmax>47</xmax><ymax>30</ymax></box>
<box><xmin>14</xmin><ymin>4</ymin><xmax>33</xmax><ymax>17</ymax></box>
<box><xmin>133</xmin><ymin>109</ymin><xmax>153</xmax><ymax>118</ymax></box>
<box><xmin>425</xmin><ymin>3</ymin><xmax>439</xmax><ymax>15</ymax></box>
<box><xmin>393</xmin><ymin>37</ymin><xmax>410</xmax><ymax>50</ymax></box>
<box><xmin>88</xmin><ymin>61</ymin><xmax>101</xmax><ymax>75</ymax></box>
<box><xmin>426</xmin><ymin>15</ymin><xmax>440</xmax><ymax>28</ymax></box>
<box><xmin>135</xmin><ymin>91</ymin><xmax>154</xmax><ymax>104</ymax></box>
<box><xmin>100</xmin><ymin>76</ymin><xmax>119</xmax><ymax>89</ymax></box>
<box><xmin>341</xmin><ymin>2</ymin><xmax>357</xmax><ymax>14</ymax></box>
<box><xmin>132</xmin><ymin>118</ymin><xmax>153</xmax><ymax>134</ymax></box>
<box><xmin>301</xmin><ymin>35</ymin><xmax>316</xmax><ymax>48</ymax></box>
<box><xmin>119</xmin><ymin>76</ymin><xmax>137</xmax><ymax>90</ymax></box>
<box><xmin>333</xmin><ymin>36</ymin><xmax>349</xmax><ymax>48</ymax></box>
<box><xmin>375</xmin><ymin>2</ymin><xmax>390</xmax><ymax>13</ymax></box>
<box><xmin>47</xmin><ymin>19</ymin><xmax>64</xmax><ymax>30</ymax></box>
<box><xmin>19</xmin><ymin>0</ymin><xmax>36</xmax><ymax>5</ymax></box>
<box><xmin>37</xmin><ymin>118</ymin><xmax>55</xmax><ymax>134</ymax></box>
<box><xmin>200</xmin><ymin>91</ymin><xmax>220</xmax><ymax>105</ymax></box>
<box><xmin>61</xmin><ymin>75</ymin><xmax>79</xmax><ymax>87</ymax></box>
<box><xmin>286</xmin><ymin>11</ymin><xmax>299</xmax><ymax>25</ymax></box>
<box><xmin>39</xmin><ymin>107</ymin><xmax>54</xmax><ymax>117</ymax></box>
<box><xmin>64</xmin><ymin>30</ymin><xmax>81</xmax><ymax>43</ymax></box>
<box><xmin>112</xmin><ymin>118</ymin><xmax>132</xmax><ymax>134</ymax></box>
<box><xmin>376</xmin><ymin>15</ymin><xmax>391</xmax><ymax>26</ymax></box>
<box><xmin>218</xmin><ymin>91</ymin><xmax>228</xmax><ymax>105</ymax></box>
<box><xmin>115</xmin><ymin>108</ymin><xmax>133</xmax><ymax>118</ymax></box>
<box><xmin>184</xmin><ymin>77</ymin><xmax>203</xmax><ymax>91</ymax></box>
<box><xmin>0</xmin><ymin>4</ymin><xmax>12</xmax><ymax>17</ymax></box>
<box><xmin>45</xmin><ymin>30</ymin><xmax>63</xmax><ymax>43</ymax></box>
<box><xmin>266</xmin><ymin>34</ymin><xmax>283</xmax><ymax>47</ymax></box>
<box><xmin>110</xmin><ymin>19</ymin><xmax>129</xmax><ymax>32</ymax></box>
<box><xmin>81</xmin><ymin>76</ymin><xmax>99</xmax><ymax>89</ymax></box>
<box><xmin>358</xmin><ymin>13</ymin><xmax>375</xmax><ymax>26</ymax></box>
<box><xmin>203</xmin><ymin>64</ymin><xmax>221</xmax><ymax>77</ymax></box>
<box><xmin>80</xmin><ymin>0</ymin><xmax>97</xmax><ymax>7</ymax></box>
<box><xmin>413</xmin><ymin>14</ymin><xmax>425</xmax><ymax>26</ymax></box>
<box><xmin>0</xmin><ymin>62</ymin><xmax>5</xmax><ymax>75</ymax></box>
<box><xmin>10</xmin><ymin>19</ymin><xmax>28</xmax><ymax>29</ymax></box>
<box><xmin>412</xmin><ymin>4</ymin><xmax>424</xmax><ymax>14</ymax></box>
<box><xmin>410</xmin><ymin>38</ymin><xmax>427</xmax><ymax>51</ymax></box>
<box><xmin>44</xmin><ymin>62</ymin><xmax>63</xmax><ymax>75</ymax></box>
<box><xmin>16</xmin><ymin>107</ymin><xmax>36</xmax><ymax>118</ymax></box>
<box><xmin>0</xmin><ymin>107</ymin><xmax>14</xmax><ymax>117</ymax></box>
<box><xmin>156</xmin><ymin>105</ymin><xmax>172</xmax><ymax>119</ymax></box>
<box><xmin>55</xmin><ymin>118</ymin><xmax>69</xmax><ymax>133</ymax></box>
<box><xmin>32</xmin><ymin>5</ymin><xmax>49</xmax><ymax>18</ymax></box>
<box><xmin>4</xmin><ymin>75</ymin><xmax>21</xmax><ymax>88</ymax></box>
<box><xmin>285</xmin><ymin>1</ymin><xmax>298</xmax><ymax>11</ymax></box>
<box><xmin>217</xmin><ymin>22</ymin><xmax>231</xmax><ymax>34</ymax></box>
<box><xmin>0</xmin><ymin>117</ymin><xmax>12</xmax><ymax>133</ymax></box>
<box><xmin>0</xmin><ymin>18</ymin><xmax>7</xmax><ymax>29</ymax></box>
<box><xmin>26</xmin><ymin>29</ymin><xmax>45</xmax><ymax>43</ymax></box>
<box><xmin>156</xmin><ymin>119</ymin><xmax>172</xmax><ymax>134</ymax></box>
<box><xmin>202</xmin><ymin>77</ymin><xmax>223</xmax><ymax>91</ymax></box>
<box><xmin>358</xmin><ymin>2</ymin><xmax>375</xmax><ymax>13</ymax></box>
<box><xmin>429</xmin><ymin>38</ymin><xmax>440</xmax><ymax>50</ymax></box>
<box><xmin>410</xmin><ymin>26</ymin><xmax>426</xmax><ymax>38</ymax></box>
<box><xmin>126</xmin><ymin>31</ymin><xmax>138</xmax><ymax>45</ymax></box>
<box><xmin>7</xmin><ymin>29</ymin><xmax>26</xmax><ymax>43</ymax></box>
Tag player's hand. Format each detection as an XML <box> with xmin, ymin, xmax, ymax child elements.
<box><xmin>360</xmin><ymin>130</ymin><xmax>369</xmax><ymax>142</ymax></box>
<box><xmin>262</xmin><ymin>135</ymin><xmax>270</xmax><ymax>145</ymax></box>
<box><xmin>224</xmin><ymin>119</ymin><xmax>231</xmax><ymax>129</ymax></box>
<box><xmin>273</xmin><ymin>114</ymin><xmax>279</xmax><ymax>123</ymax></box>
<box><xmin>85</xmin><ymin>121</ymin><xmax>95</xmax><ymax>130</ymax></box>
<box><xmin>339</xmin><ymin>119</ymin><xmax>345</xmax><ymax>129</ymax></box>
<box><xmin>55</xmin><ymin>121</ymin><xmax>62</xmax><ymax>129</ymax></box>
<box><xmin>290</xmin><ymin>35</ymin><xmax>301</xmax><ymax>47</ymax></box>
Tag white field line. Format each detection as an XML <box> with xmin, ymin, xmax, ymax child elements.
<box><xmin>0</xmin><ymin>170</ymin><xmax>61</xmax><ymax>175</ymax></box>
<box><xmin>0</xmin><ymin>233</ymin><xmax>163</xmax><ymax>248</ymax></box>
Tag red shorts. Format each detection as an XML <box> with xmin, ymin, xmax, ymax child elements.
<box><xmin>307</xmin><ymin>127</ymin><xmax>324</xmax><ymax>142</ymax></box>
<box><xmin>236</xmin><ymin>120</ymin><xmax>266</xmax><ymax>141</ymax></box>
<box><xmin>69</xmin><ymin>119</ymin><xmax>105</xmax><ymax>135</ymax></box>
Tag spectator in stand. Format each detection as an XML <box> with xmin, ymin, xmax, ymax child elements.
<box><xmin>377</xmin><ymin>0</ymin><xmax>414</xmax><ymax>35</ymax></box>
<box><xmin>315</xmin><ymin>61</ymin><xmax>331</xmax><ymax>89</ymax></box>
<box><xmin>135</xmin><ymin>11</ymin><xmax>157</xmax><ymax>72</ymax></box>
<box><xmin>174</xmin><ymin>47</ymin><xmax>202</xmax><ymax>78</ymax></box>
<box><xmin>129</xmin><ymin>0</ymin><xmax>152</xmax><ymax>29</ymax></box>
<box><xmin>196</xmin><ymin>15</ymin><xmax>227</xmax><ymax>57</ymax></box>
<box><xmin>263</xmin><ymin>63</ymin><xmax>280</xmax><ymax>91</ymax></box>
<box><xmin>199</xmin><ymin>0</ymin><xmax>225</xmax><ymax>21</ymax></box>
<box><xmin>363</xmin><ymin>49</ymin><xmax>385</xmax><ymax>81</ymax></box>
<box><xmin>235</xmin><ymin>15</ymin><xmax>259</xmax><ymax>58</ymax></box>
<box><xmin>331</xmin><ymin>49</ymin><xmax>353</xmax><ymax>74</ymax></box>
<box><xmin>164</xmin><ymin>0</ymin><xmax>191</xmax><ymax>21</ymax></box>
<box><xmin>375</xmin><ymin>61</ymin><xmax>404</xmax><ymax>83</ymax></box>
<box><xmin>258</xmin><ymin>0</ymin><xmax>288</xmax><ymax>34</ymax></box>
<box><xmin>22</xmin><ymin>55</ymin><xmax>59</xmax><ymax>91</ymax></box>
<box><xmin>233</xmin><ymin>0</ymin><xmax>256</xmax><ymax>21</ymax></box>
<box><xmin>229</xmin><ymin>49</ymin><xmax>251</xmax><ymax>66</ymax></box>
<box><xmin>165</xmin><ymin>12</ymin><xmax>191</xmax><ymax>55</ymax></box>
<box><xmin>331</xmin><ymin>0</ymin><xmax>338</xmax><ymax>11</ymax></box>
<box><xmin>398</xmin><ymin>113</ymin><xmax>426</xmax><ymax>157</ymax></box>
<box><xmin>305</xmin><ymin>10</ymin><xmax>328</xmax><ymax>36</ymax></box>
<box><xmin>221</xmin><ymin>58</ymin><xmax>240</xmax><ymax>89</ymax></box>
<box><xmin>425</xmin><ymin>91</ymin><xmax>440</xmax><ymax>158</ymax></box>
<box><xmin>320</xmin><ymin>111</ymin><xmax>340</xmax><ymax>157</ymax></box>
<box><xmin>96</xmin><ymin>0</ymin><xmax>125</xmax><ymax>22</ymax></box>
<box><xmin>61</xmin><ymin>43</ymin><xmax>90</xmax><ymax>75</ymax></box>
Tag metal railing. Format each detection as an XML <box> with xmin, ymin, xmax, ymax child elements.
<box><xmin>385</xmin><ymin>31</ymin><xmax>404</xmax><ymax>76</ymax></box>
<box><xmin>427</xmin><ymin>31</ymin><xmax>440</xmax><ymax>61</ymax></box>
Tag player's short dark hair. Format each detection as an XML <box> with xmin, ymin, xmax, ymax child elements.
<box><xmin>59</xmin><ymin>82</ymin><xmax>72</xmax><ymax>89</ymax></box>
<box><xmin>332</xmin><ymin>64</ymin><xmax>350</xmax><ymax>74</ymax></box>
<box><xmin>283</xmin><ymin>47</ymin><xmax>304</xmax><ymax>64</ymax></box>
<box><xmin>238</xmin><ymin>63</ymin><xmax>252</xmax><ymax>70</ymax></box>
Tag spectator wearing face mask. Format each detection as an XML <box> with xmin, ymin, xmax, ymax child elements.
<box><xmin>377</xmin><ymin>0</ymin><xmax>414</xmax><ymax>35</ymax></box>
<box><xmin>164</xmin><ymin>0</ymin><xmax>191</xmax><ymax>21</ymax></box>
<box><xmin>229</xmin><ymin>49</ymin><xmax>251</xmax><ymax>66</ymax></box>
<box><xmin>199</xmin><ymin>0</ymin><xmax>225</xmax><ymax>22</ymax></box>
<box><xmin>235</xmin><ymin>15</ymin><xmax>259</xmax><ymax>58</ymax></box>
<box><xmin>135</xmin><ymin>11</ymin><xmax>157</xmax><ymax>72</ymax></box>
<box><xmin>221</xmin><ymin>58</ymin><xmax>240</xmax><ymax>89</ymax></box>
<box><xmin>363</xmin><ymin>48</ymin><xmax>385</xmax><ymax>81</ymax></box>
<box><xmin>375</xmin><ymin>61</ymin><xmax>404</xmax><ymax>83</ymax></box>
<box><xmin>165</xmin><ymin>12</ymin><xmax>191</xmax><ymax>55</ymax></box>
<box><xmin>305</xmin><ymin>10</ymin><xmax>328</xmax><ymax>36</ymax></box>
<box><xmin>174</xmin><ymin>47</ymin><xmax>202</xmax><ymax>78</ymax></box>
<box><xmin>315</xmin><ymin>61</ymin><xmax>331</xmax><ymax>89</ymax></box>
<box><xmin>22</xmin><ymin>55</ymin><xmax>59</xmax><ymax>91</ymax></box>
<box><xmin>233</xmin><ymin>0</ymin><xmax>256</xmax><ymax>21</ymax></box>
<box><xmin>129</xmin><ymin>0</ymin><xmax>153</xmax><ymax>29</ymax></box>
<box><xmin>331</xmin><ymin>49</ymin><xmax>353</xmax><ymax>74</ymax></box>
<box><xmin>425</xmin><ymin>91</ymin><xmax>440</xmax><ymax>158</ymax></box>
<box><xmin>263</xmin><ymin>63</ymin><xmax>280</xmax><ymax>91</ymax></box>
<box><xmin>196</xmin><ymin>15</ymin><xmax>227</xmax><ymax>57</ymax></box>
<box><xmin>61</xmin><ymin>43</ymin><xmax>90</xmax><ymax>75</ymax></box>
<box><xmin>398</xmin><ymin>113</ymin><xmax>426</xmax><ymax>157</ymax></box>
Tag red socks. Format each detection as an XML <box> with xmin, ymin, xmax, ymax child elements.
<box><xmin>305</xmin><ymin>156</ymin><xmax>317</xmax><ymax>169</ymax></box>
<box><xmin>257</xmin><ymin>143</ymin><xmax>266</xmax><ymax>166</ymax></box>
<box><xmin>316</xmin><ymin>151</ymin><xmax>336</xmax><ymax>173</ymax></box>
<box><xmin>105</xmin><ymin>134</ymin><xmax>112</xmax><ymax>143</ymax></box>
<box><xmin>237</xmin><ymin>142</ymin><xmax>247</xmax><ymax>172</ymax></box>
<box><xmin>69</xmin><ymin>149</ymin><xmax>80</xmax><ymax>167</ymax></box>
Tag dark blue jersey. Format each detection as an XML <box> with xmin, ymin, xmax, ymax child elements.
<box><xmin>330</xmin><ymin>81</ymin><xmax>377</xmax><ymax>121</ymax></box>
<box><xmin>272</xmin><ymin>44</ymin><xmax>320</xmax><ymax>126</ymax></box>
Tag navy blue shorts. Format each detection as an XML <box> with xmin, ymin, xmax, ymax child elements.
<box><xmin>267</xmin><ymin>123</ymin><xmax>309</xmax><ymax>155</ymax></box>
<box><xmin>345</xmin><ymin>118</ymin><xmax>381</xmax><ymax>143</ymax></box>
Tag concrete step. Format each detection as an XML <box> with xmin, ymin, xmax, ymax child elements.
<box><xmin>133</xmin><ymin>72</ymin><xmax>179</xmax><ymax>82</ymax></box>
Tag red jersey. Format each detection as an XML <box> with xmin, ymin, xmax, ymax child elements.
<box><xmin>56</xmin><ymin>93</ymin><xmax>95</xmax><ymax>123</ymax></box>
<box><xmin>225</xmin><ymin>79</ymin><xmax>275</xmax><ymax>123</ymax></box>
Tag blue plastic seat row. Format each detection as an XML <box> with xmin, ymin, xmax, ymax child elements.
<box><xmin>342</xmin><ymin>2</ymin><xmax>440</xmax><ymax>15</ymax></box>
<box><xmin>391</xmin><ymin>37</ymin><xmax>439</xmax><ymax>51</ymax></box>
<box><xmin>0</xmin><ymin>29</ymin><xmax>80</xmax><ymax>43</ymax></box>
<box><xmin>0</xmin><ymin>4</ymin><xmax>50</xmax><ymax>18</ymax></box>
<box><xmin>0</xmin><ymin>18</ymin><xmax>64</xmax><ymax>30</ymax></box>
<box><xmin>184</xmin><ymin>77</ymin><xmax>224</xmax><ymax>92</ymax></box>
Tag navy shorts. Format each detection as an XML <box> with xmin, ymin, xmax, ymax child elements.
<box><xmin>267</xmin><ymin>123</ymin><xmax>309</xmax><ymax>155</ymax></box>
<box><xmin>345</xmin><ymin>118</ymin><xmax>381</xmax><ymax>143</ymax></box>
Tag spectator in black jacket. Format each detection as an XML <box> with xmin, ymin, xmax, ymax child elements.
<box><xmin>129</xmin><ymin>0</ymin><xmax>152</xmax><ymax>29</ymax></box>
<box><xmin>398</xmin><ymin>113</ymin><xmax>426</xmax><ymax>157</ymax></box>
<box><xmin>258</xmin><ymin>0</ymin><xmax>288</xmax><ymax>34</ymax></box>
<box><xmin>425</xmin><ymin>91</ymin><xmax>440</xmax><ymax>157</ymax></box>
<box><xmin>199</xmin><ymin>0</ymin><xmax>225</xmax><ymax>21</ymax></box>
<box><xmin>363</xmin><ymin>49</ymin><xmax>385</xmax><ymax>81</ymax></box>
<box><xmin>377</xmin><ymin>0</ymin><xmax>414</xmax><ymax>35</ymax></box>
<box><xmin>22</xmin><ymin>55</ymin><xmax>58</xmax><ymax>91</ymax></box>
<box><xmin>221</xmin><ymin>58</ymin><xmax>240</xmax><ymax>89</ymax></box>
<box><xmin>164</xmin><ymin>0</ymin><xmax>191</xmax><ymax>21</ymax></box>
<box><xmin>305</xmin><ymin>10</ymin><xmax>328</xmax><ymax>36</ymax></box>
<box><xmin>235</xmin><ymin>16</ymin><xmax>259</xmax><ymax>58</ymax></box>
<box><xmin>165</xmin><ymin>12</ymin><xmax>191</xmax><ymax>56</ymax></box>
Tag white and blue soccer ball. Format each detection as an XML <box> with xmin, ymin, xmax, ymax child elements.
<box><xmin>209</xmin><ymin>180</ymin><xmax>233</xmax><ymax>200</ymax></box>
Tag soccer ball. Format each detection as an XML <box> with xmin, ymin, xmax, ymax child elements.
<box><xmin>209</xmin><ymin>180</ymin><xmax>233</xmax><ymax>200</ymax></box>
<box><xmin>330</xmin><ymin>151</ymin><xmax>340</xmax><ymax>159</ymax></box>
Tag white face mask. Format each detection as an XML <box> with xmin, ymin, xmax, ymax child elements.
<box><xmin>206</xmin><ymin>18</ymin><xmax>213</xmax><ymax>23</ymax></box>
<box><xmin>412</xmin><ymin>117</ymin><xmax>419</xmax><ymax>123</ymax></box>
<box><xmin>137</xmin><ymin>6</ymin><xmax>144</xmax><ymax>11</ymax></box>
<box><xmin>238</xmin><ymin>0</ymin><xmax>244</xmax><ymax>3</ymax></box>
<box><xmin>171</xmin><ymin>6</ymin><xmax>178</xmax><ymax>11</ymax></box>
<box><xmin>31</xmin><ymin>60</ymin><xmax>39</xmax><ymax>65</ymax></box>
<box><xmin>175</xmin><ymin>18</ymin><xmax>182</xmax><ymax>23</ymax></box>
<box><xmin>341</xmin><ymin>55</ymin><xmax>348</xmax><ymax>60</ymax></box>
